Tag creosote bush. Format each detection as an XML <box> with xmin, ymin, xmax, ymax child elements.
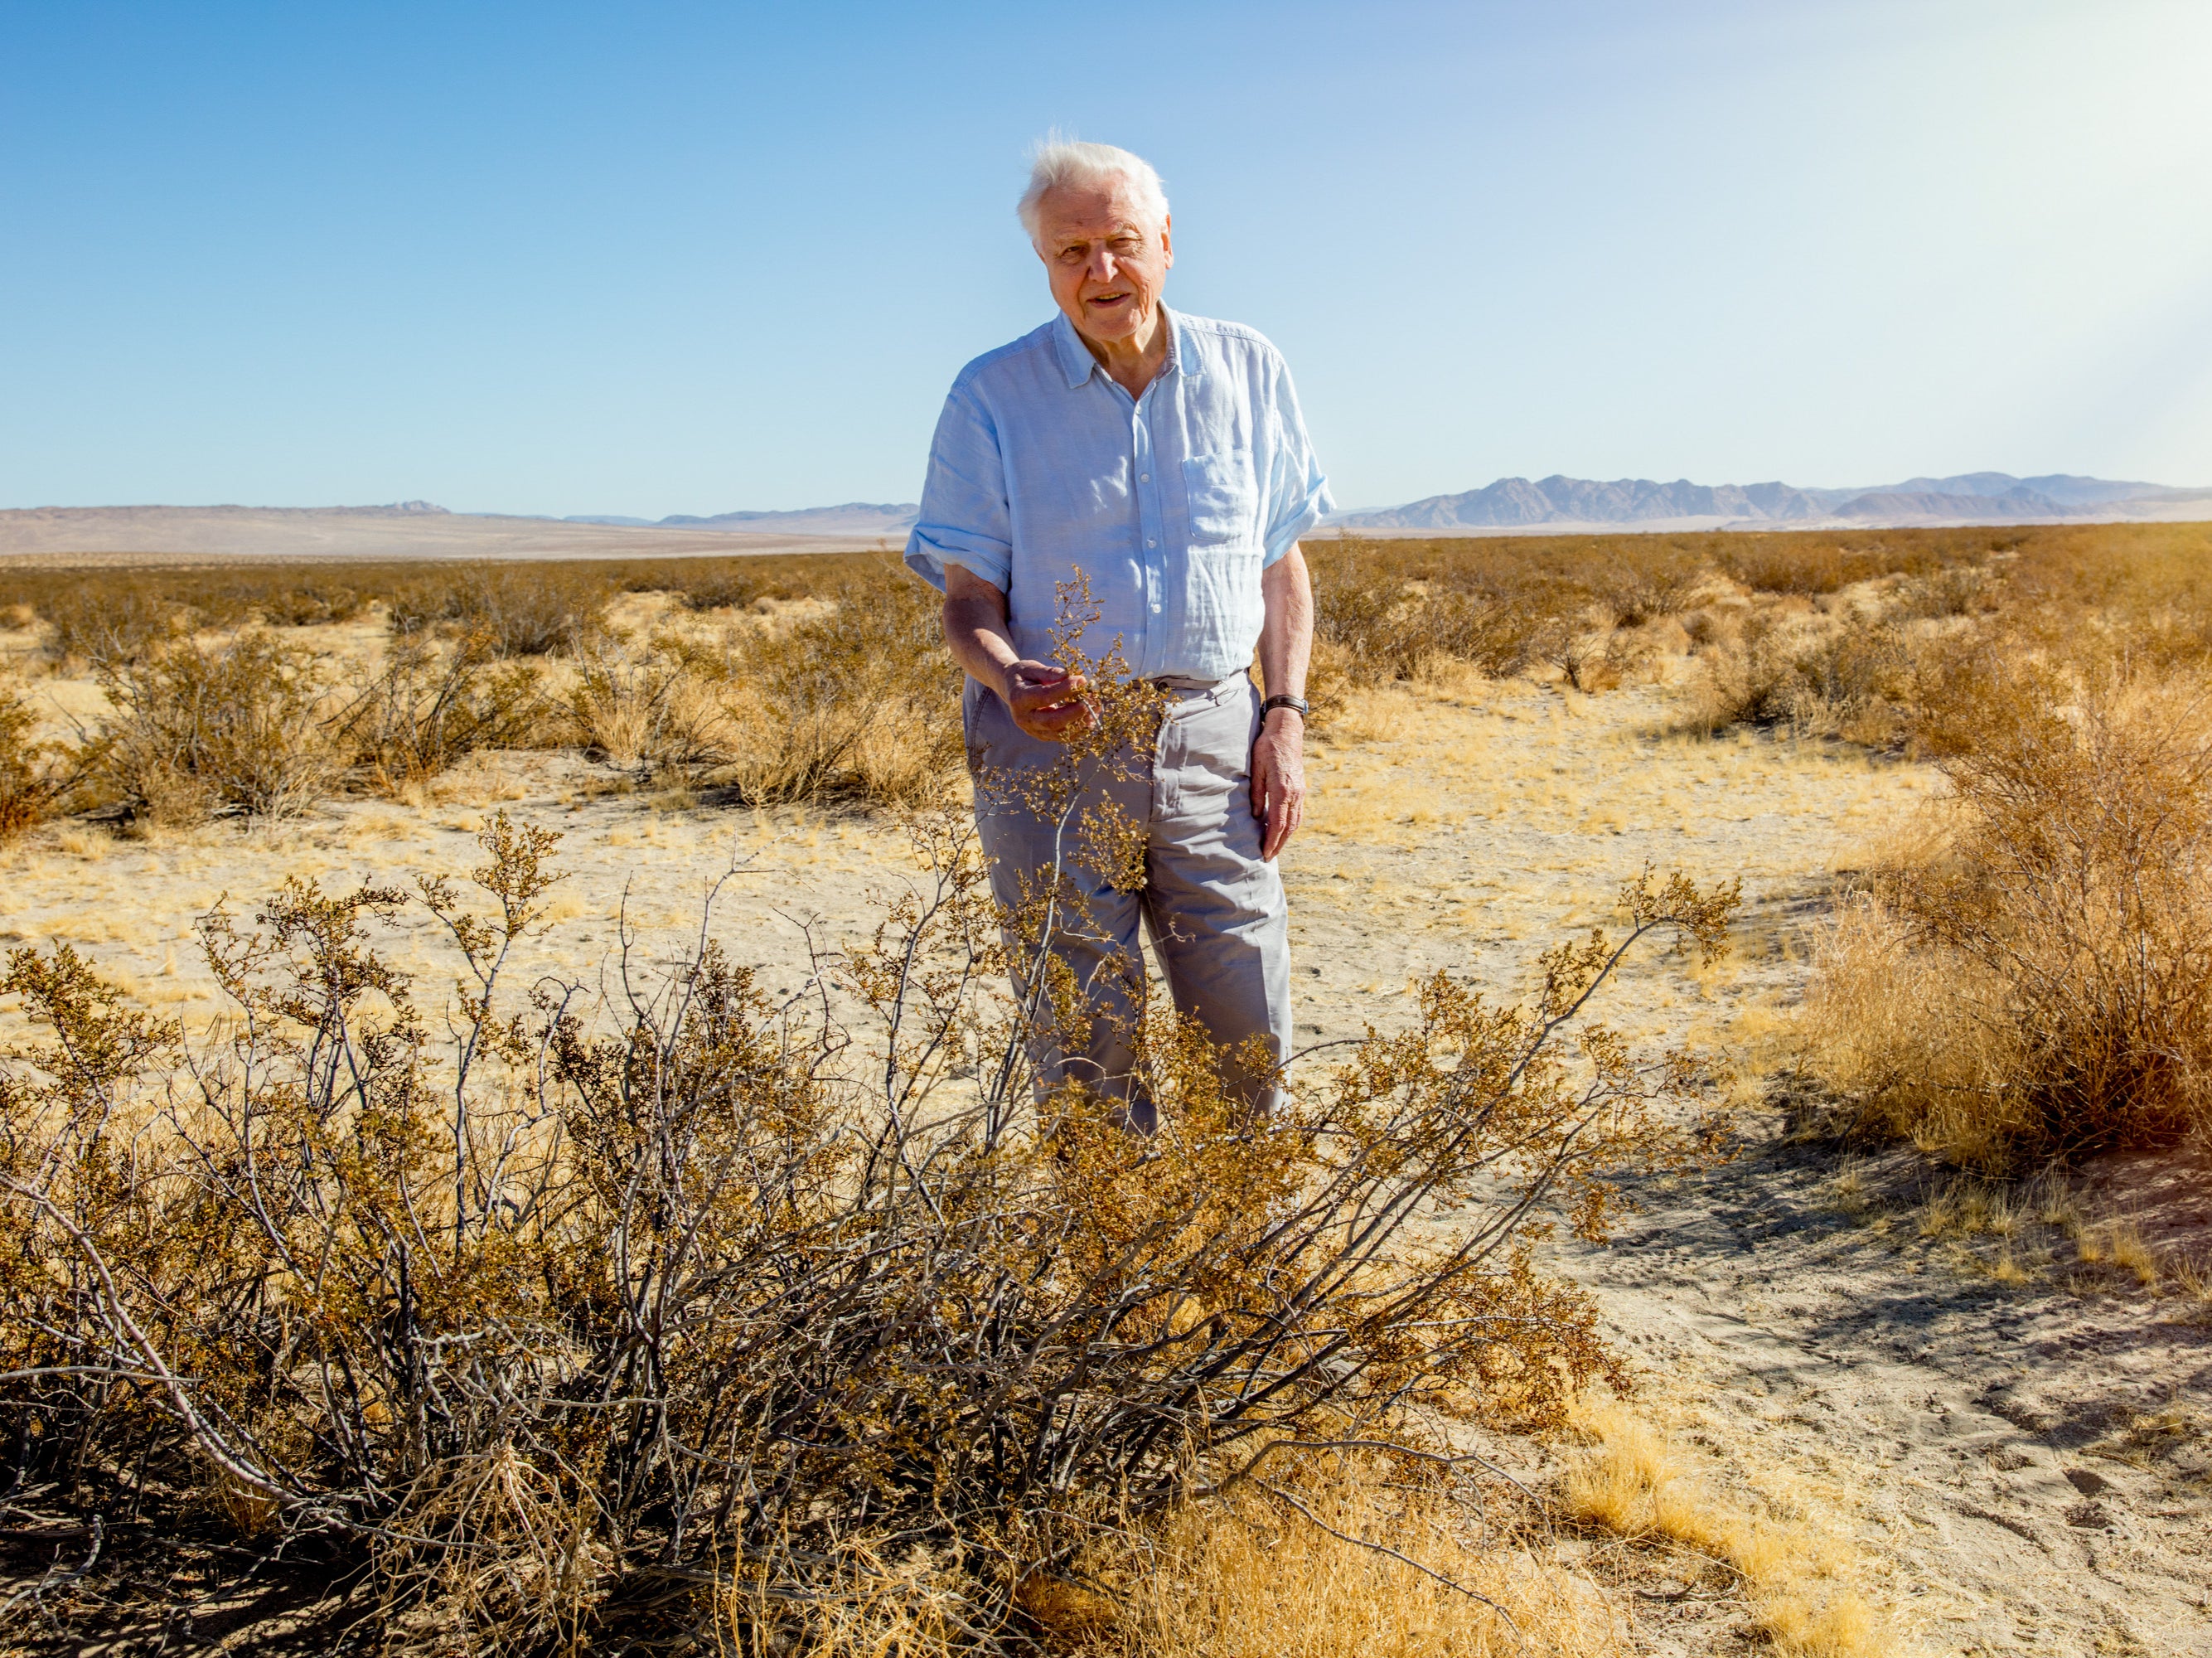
<box><xmin>36</xmin><ymin>583</ymin><xmax>191</xmax><ymax>666</ymax></box>
<box><xmin>94</xmin><ymin>631</ymin><xmax>336</xmax><ymax>822</ymax></box>
<box><xmin>388</xmin><ymin>563</ymin><xmax>615</xmax><ymax>657</ymax></box>
<box><xmin>333</xmin><ymin>631</ymin><xmax>551</xmax><ymax>793</ymax></box>
<box><xmin>1</xmin><ymin>639</ymin><xmax>1735</xmax><ymax>1652</ymax></box>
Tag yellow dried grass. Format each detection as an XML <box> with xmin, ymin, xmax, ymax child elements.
<box><xmin>1565</xmin><ymin>1403</ymin><xmax>1887</xmax><ymax>1658</ymax></box>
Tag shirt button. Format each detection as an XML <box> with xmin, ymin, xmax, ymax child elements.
<box><xmin>1146</xmin><ymin>538</ymin><xmax>1156</xmax><ymax>547</ymax></box>
<box><xmin>1139</xmin><ymin>473</ymin><xmax>1150</xmax><ymax>482</ymax></box>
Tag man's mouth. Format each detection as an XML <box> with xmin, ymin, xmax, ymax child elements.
<box><xmin>1091</xmin><ymin>291</ymin><xmax>1130</xmax><ymax>307</ymax></box>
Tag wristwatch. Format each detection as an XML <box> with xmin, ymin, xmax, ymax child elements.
<box><xmin>1260</xmin><ymin>694</ymin><xmax>1309</xmax><ymax>720</ymax></box>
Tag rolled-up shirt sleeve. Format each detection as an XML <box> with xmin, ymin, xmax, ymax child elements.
<box><xmin>904</xmin><ymin>382</ymin><xmax>1013</xmax><ymax>593</ymax></box>
<box><xmin>1261</xmin><ymin>352</ymin><xmax>1333</xmax><ymax>567</ymax></box>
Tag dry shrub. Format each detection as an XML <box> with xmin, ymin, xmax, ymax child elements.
<box><xmin>244</xmin><ymin>575</ymin><xmax>370</xmax><ymax>628</ymax></box>
<box><xmin>680</xmin><ymin>564</ymin><xmax>966</xmax><ymax>805</ymax></box>
<box><xmin>93</xmin><ymin>631</ymin><xmax>336</xmax><ymax>822</ymax></box>
<box><xmin>332</xmin><ymin>633</ymin><xmax>550</xmax><ymax>791</ymax></box>
<box><xmin>666</xmin><ymin>564</ymin><xmax>794</xmax><ymax>613</ymax></box>
<box><xmin>1679</xmin><ymin>604</ymin><xmax>1745</xmax><ymax>655</ymax></box>
<box><xmin>1312</xmin><ymin>571</ymin><xmax>1550</xmax><ymax>685</ymax></box>
<box><xmin>22</xmin><ymin>570</ymin><xmax>374</xmax><ymax>654</ymax></box>
<box><xmin>36</xmin><ymin>582</ymin><xmax>191</xmax><ymax>665</ymax></box>
<box><xmin>1691</xmin><ymin>611</ymin><xmax>1949</xmax><ymax>745</ymax></box>
<box><xmin>1890</xmin><ymin>562</ymin><xmax>1997</xmax><ymax>621</ymax></box>
<box><xmin>1586</xmin><ymin>545</ymin><xmax>1706</xmax><ymax>628</ymax></box>
<box><xmin>564</xmin><ymin>637</ymin><xmax>732</xmax><ymax>776</ymax></box>
<box><xmin>1689</xmin><ymin>615</ymin><xmax>1801</xmax><ymax>730</ymax></box>
<box><xmin>0</xmin><ymin>683</ymin><xmax>1735</xmax><ymax>1653</ymax></box>
<box><xmin>389</xmin><ymin>564</ymin><xmax>613</xmax><ymax>656</ymax></box>
<box><xmin>1779</xmin><ymin>622</ymin><xmax>1924</xmax><ymax>742</ymax></box>
<box><xmin>0</xmin><ymin>552</ymin><xmax>874</xmax><ymax>656</ymax></box>
<box><xmin>1537</xmin><ymin>621</ymin><xmax>1641</xmax><ymax>694</ymax></box>
<box><xmin>1803</xmin><ymin>660</ymin><xmax>2212</xmax><ymax>1161</ymax></box>
<box><xmin>0</xmin><ymin>683</ymin><xmax>85</xmax><ymax>838</ymax></box>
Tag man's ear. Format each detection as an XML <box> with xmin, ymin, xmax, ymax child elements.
<box><xmin>1160</xmin><ymin>213</ymin><xmax>1174</xmax><ymax>268</ymax></box>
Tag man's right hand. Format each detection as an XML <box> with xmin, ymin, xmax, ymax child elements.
<box><xmin>1002</xmin><ymin>661</ymin><xmax>1093</xmax><ymax>742</ymax></box>
<box><xmin>941</xmin><ymin>567</ymin><xmax>1091</xmax><ymax>743</ymax></box>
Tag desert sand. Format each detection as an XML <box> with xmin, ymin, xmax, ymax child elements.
<box><xmin>0</xmin><ymin>504</ymin><xmax>883</xmax><ymax>565</ymax></box>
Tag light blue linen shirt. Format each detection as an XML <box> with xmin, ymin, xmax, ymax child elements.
<box><xmin>903</xmin><ymin>306</ymin><xmax>1333</xmax><ymax>683</ymax></box>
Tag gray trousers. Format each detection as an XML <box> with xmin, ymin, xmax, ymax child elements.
<box><xmin>965</xmin><ymin>671</ymin><xmax>1292</xmax><ymax>1130</ymax></box>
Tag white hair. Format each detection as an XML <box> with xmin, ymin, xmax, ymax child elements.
<box><xmin>1016</xmin><ymin>138</ymin><xmax>1169</xmax><ymax>248</ymax></box>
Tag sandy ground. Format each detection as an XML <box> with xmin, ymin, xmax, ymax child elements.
<box><xmin>0</xmin><ymin>504</ymin><xmax>890</xmax><ymax>564</ymax></box>
<box><xmin>2</xmin><ymin>657</ymin><xmax>2207</xmax><ymax>1656</ymax></box>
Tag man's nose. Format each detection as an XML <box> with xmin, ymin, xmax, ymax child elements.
<box><xmin>1087</xmin><ymin>249</ymin><xmax>1118</xmax><ymax>284</ymax></box>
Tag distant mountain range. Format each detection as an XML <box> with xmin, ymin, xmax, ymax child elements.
<box><xmin>563</xmin><ymin>502</ymin><xmax>921</xmax><ymax>537</ymax></box>
<box><xmin>6</xmin><ymin>473</ymin><xmax>2206</xmax><ymax>565</ymax></box>
<box><xmin>563</xmin><ymin>471</ymin><xmax>2212</xmax><ymax>538</ymax></box>
<box><xmin>1331</xmin><ymin>472</ymin><xmax>2212</xmax><ymax>531</ymax></box>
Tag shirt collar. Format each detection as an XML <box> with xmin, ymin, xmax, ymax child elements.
<box><xmin>1050</xmin><ymin>304</ymin><xmax>1193</xmax><ymax>390</ymax></box>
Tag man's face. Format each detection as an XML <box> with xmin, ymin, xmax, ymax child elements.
<box><xmin>1035</xmin><ymin>181</ymin><xmax>1173</xmax><ymax>347</ymax></box>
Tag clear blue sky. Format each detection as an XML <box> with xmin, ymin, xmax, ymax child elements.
<box><xmin>4</xmin><ymin>0</ymin><xmax>2207</xmax><ymax>516</ymax></box>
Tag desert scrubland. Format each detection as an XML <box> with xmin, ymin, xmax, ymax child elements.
<box><xmin>2</xmin><ymin>525</ymin><xmax>2210</xmax><ymax>1656</ymax></box>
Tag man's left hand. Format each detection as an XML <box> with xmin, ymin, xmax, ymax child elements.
<box><xmin>1251</xmin><ymin>708</ymin><xmax>1306</xmax><ymax>861</ymax></box>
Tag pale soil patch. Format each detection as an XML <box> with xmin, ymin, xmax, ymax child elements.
<box><xmin>3</xmin><ymin>667</ymin><xmax>2206</xmax><ymax>1656</ymax></box>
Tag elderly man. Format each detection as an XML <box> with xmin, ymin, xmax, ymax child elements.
<box><xmin>904</xmin><ymin>140</ymin><xmax>1331</xmax><ymax>1127</ymax></box>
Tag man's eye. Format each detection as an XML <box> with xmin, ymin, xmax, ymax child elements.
<box><xmin>1058</xmin><ymin>247</ymin><xmax>1084</xmax><ymax>263</ymax></box>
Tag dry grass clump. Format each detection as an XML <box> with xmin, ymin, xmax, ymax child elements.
<box><xmin>0</xmin><ymin>629</ymin><xmax>1737</xmax><ymax>1652</ymax></box>
<box><xmin>1047</xmin><ymin>1457</ymin><xmax>1610</xmax><ymax>1658</ymax></box>
<box><xmin>564</xmin><ymin>636</ymin><xmax>733</xmax><ymax>776</ymax></box>
<box><xmin>1801</xmin><ymin>657</ymin><xmax>2212</xmax><ymax>1163</ymax></box>
<box><xmin>1795</xmin><ymin>897</ymin><xmax>2009</xmax><ymax>1157</ymax></box>
<box><xmin>2073</xmin><ymin>1217</ymin><xmax>2161</xmax><ymax>1288</ymax></box>
<box><xmin>1823</xmin><ymin>1162</ymin><xmax>2205</xmax><ymax>1300</ymax></box>
<box><xmin>1564</xmin><ymin>1403</ymin><xmax>1883</xmax><ymax>1657</ymax></box>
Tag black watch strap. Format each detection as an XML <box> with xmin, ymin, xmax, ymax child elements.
<box><xmin>1260</xmin><ymin>694</ymin><xmax>1309</xmax><ymax>719</ymax></box>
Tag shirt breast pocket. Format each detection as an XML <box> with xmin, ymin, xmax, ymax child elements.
<box><xmin>1182</xmin><ymin>450</ymin><xmax>1258</xmax><ymax>548</ymax></box>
